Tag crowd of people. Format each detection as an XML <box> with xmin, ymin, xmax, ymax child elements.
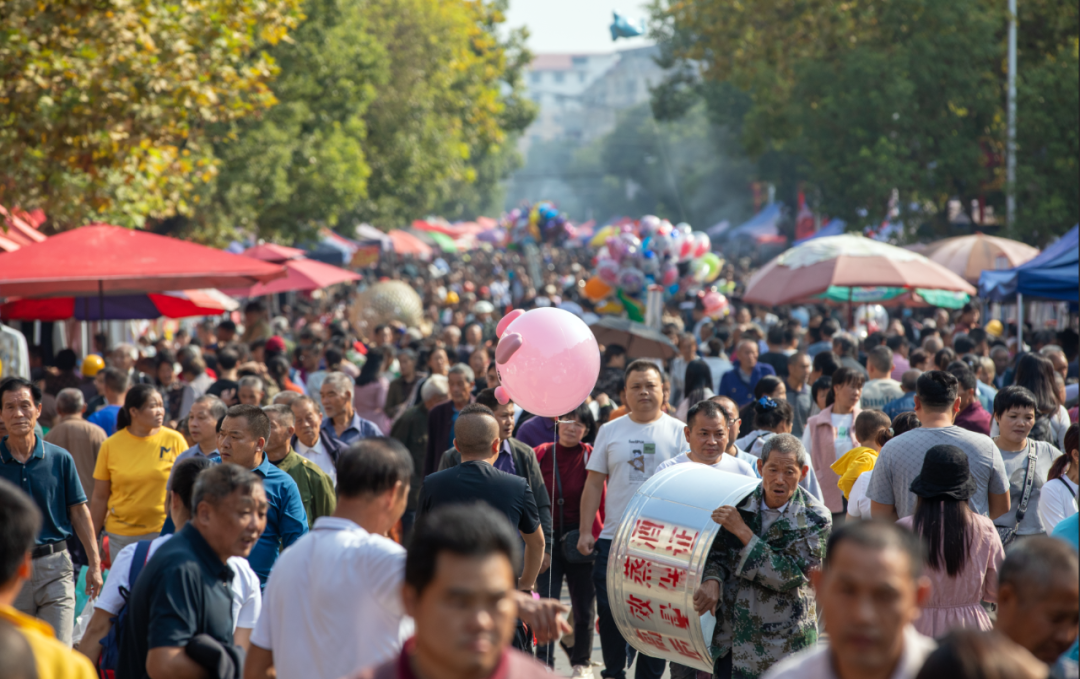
<box><xmin>0</xmin><ymin>245</ymin><xmax>1078</xmax><ymax>679</ymax></box>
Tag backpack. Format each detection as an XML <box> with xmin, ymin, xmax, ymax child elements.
<box><xmin>96</xmin><ymin>539</ymin><xmax>153</xmax><ymax>679</ymax></box>
<box><xmin>1029</xmin><ymin>413</ymin><xmax>1056</xmax><ymax>446</ymax></box>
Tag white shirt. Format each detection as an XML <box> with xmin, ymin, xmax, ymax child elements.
<box><xmin>656</xmin><ymin>452</ymin><xmax>758</xmax><ymax>478</ymax></box>
<box><xmin>802</xmin><ymin>412</ymin><xmax>857</xmax><ymax>461</ymax></box>
<box><xmin>251</xmin><ymin>516</ymin><xmax>412</xmax><ymax>679</ymax></box>
<box><xmin>296</xmin><ymin>436</ymin><xmax>337</xmax><ymax>484</ymax></box>
<box><xmin>587</xmin><ymin>412</ymin><xmax>689</xmax><ymax>540</ymax></box>
<box><xmin>763</xmin><ymin>625</ymin><xmax>936</xmax><ymax>679</ymax></box>
<box><xmin>1038</xmin><ymin>476</ymin><xmax>1079</xmax><ymax>533</ymax></box>
<box><xmin>847</xmin><ymin>470</ymin><xmax>874</xmax><ymax>519</ymax></box>
<box><xmin>95</xmin><ymin>534</ymin><xmax>261</xmax><ymax>631</ymax></box>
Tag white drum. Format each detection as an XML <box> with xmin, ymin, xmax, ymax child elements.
<box><xmin>607</xmin><ymin>464</ymin><xmax>760</xmax><ymax>671</ymax></box>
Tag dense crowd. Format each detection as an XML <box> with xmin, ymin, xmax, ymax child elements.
<box><xmin>0</xmin><ymin>246</ymin><xmax>1078</xmax><ymax>679</ymax></box>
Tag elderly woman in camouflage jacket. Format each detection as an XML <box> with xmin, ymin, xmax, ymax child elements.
<box><xmin>689</xmin><ymin>433</ymin><xmax>832</xmax><ymax>679</ymax></box>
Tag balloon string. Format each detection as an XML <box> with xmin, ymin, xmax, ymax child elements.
<box><xmin>549</xmin><ymin>419</ymin><xmax>575</xmax><ymax>625</ymax></box>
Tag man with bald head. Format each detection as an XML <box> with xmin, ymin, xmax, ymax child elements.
<box><xmin>417</xmin><ymin>404</ymin><xmax>545</xmax><ymax>594</ymax></box>
<box><xmin>718</xmin><ymin>338</ymin><xmax>776</xmax><ymax>407</ymax></box>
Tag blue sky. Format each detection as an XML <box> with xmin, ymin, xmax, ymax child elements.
<box><xmin>505</xmin><ymin>0</ymin><xmax>653</xmax><ymax>54</ymax></box>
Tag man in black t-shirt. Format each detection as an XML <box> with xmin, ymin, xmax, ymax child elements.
<box><xmin>419</xmin><ymin>404</ymin><xmax>544</xmax><ymax>593</ymax></box>
<box><xmin>119</xmin><ymin>463</ymin><xmax>267</xmax><ymax>679</ymax></box>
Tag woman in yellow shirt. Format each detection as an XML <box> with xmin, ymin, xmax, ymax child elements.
<box><xmin>90</xmin><ymin>384</ymin><xmax>188</xmax><ymax>562</ymax></box>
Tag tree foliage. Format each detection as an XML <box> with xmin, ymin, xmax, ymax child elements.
<box><xmin>652</xmin><ymin>0</ymin><xmax>1078</xmax><ymax>242</ymax></box>
<box><xmin>0</xmin><ymin>0</ymin><xmax>304</xmax><ymax>229</ymax></box>
<box><xmin>1</xmin><ymin>0</ymin><xmax>533</xmax><ymax>241</ymax></box>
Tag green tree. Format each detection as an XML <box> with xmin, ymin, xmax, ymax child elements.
<box><xmin>0</xmin><ymin>0</ymin><xmax>304</xmax><ymax>229</ymax></box>
<box><xmin>193</xmin><ymin>0</ymin><xmax>386</xmax><ymax>243</ymax></box>
<box><xmin>352</xmin><ymin>0</ymin><xmax>535</xmax><ymax>228</ymax></box>
<box><xmin>652</xmin><ymin>0</ymin><xmax>1078</xmax><ymax>242</ymax></box>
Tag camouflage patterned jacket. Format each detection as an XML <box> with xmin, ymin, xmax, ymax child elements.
<box><xmin>702</xmin><ymin>484</ymin><xmax>831</xmax><ymax>679</ymax></box>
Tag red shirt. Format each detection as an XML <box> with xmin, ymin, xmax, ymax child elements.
<box><xmin>534</xmin><ymin>442</ymin><xmax>605</xmax><ymax>538</ymax></box>
<box><xmin>955</xmin><ymin>400</ymin><xmax>992</xmax><ymax>436</ymax></box>
<box><xmin>352</xmin><ymin>639</ymin><xmax>550</xmax><ymax>679</ymax></box>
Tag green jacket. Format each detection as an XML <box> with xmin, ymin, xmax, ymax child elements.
<box><xmin>703</xmin><ymin>484</ymin><xmax>831</xmax><ymax>679</ymax></box>
<box><xmin>389</xmin><ymin>402</ymin><xmax>429</xmax><ymax>511</ymax></box>
<box><xmin>438</xmin><ymin>438</ymin><xmax>553</xmax><ymax>555</ymax></box>
<box><xmin>272</xmin><ymin>450</ymin><xmax>336</xmax><ymax>529</ymax></box>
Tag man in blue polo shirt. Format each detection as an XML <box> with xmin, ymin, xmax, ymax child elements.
<box><xmin>216</xmin><ymin>404</ymin><xmax>307</xmax><ymax>586</ymax></box>
<box><xmin>319</xmin><ymin>372</ymin><xmax>382</xmax><ymax>456</ymax></box>
<box><xmin>0</xmin><ymin>377</ymin><xmax>102</xmax><ymax>647</ymax></box>
<box><xmin>717</xmin><ymin>339</ymin><xmax>776</xmax><ymax>407</ymax></box>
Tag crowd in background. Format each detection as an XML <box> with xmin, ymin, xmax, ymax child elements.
<box><xmin>0</xmin><ymin>245</ymin><xmax>1078</xmax><ymax>679</ymax></box>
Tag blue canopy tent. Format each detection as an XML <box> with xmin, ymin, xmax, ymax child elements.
<box><xmin>793</xmin><ymin>218</ymin><xmax>846</xmax><ymax>246</ymax></box>
<box><xmin>978</xmin><ymin>224</ymin><xmax>1078</xmax><ymax>348</ymax></box>
<box><xmin>978</xmin><ymin>225</ymin><xmax>1078</xmax><ymax>302</ymax></box>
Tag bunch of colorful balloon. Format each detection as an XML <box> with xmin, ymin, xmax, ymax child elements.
<box><xmin>502</xmin><ymin>201</ymin><xmax>575</xmax><ymax>246</ymax></box>
<box><xmin>582</xmin><ymin>216</ymin><xmax>724</xmax><ymax>321</ymax></box>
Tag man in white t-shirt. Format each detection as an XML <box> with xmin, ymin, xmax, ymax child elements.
<box><xmin>76</xmin><ymin>456</ymin><xmax>261</xmax><ymax>664</ymax></box>
<box><xmin>245</xmin><ymin>438</ymin><xmax>412</xmax><ymax>679</ymax></box>
<box><xmin>578</xmin><ymin>360</ymin><xmax>689</xmax><ymax>679</ymax></box>
<box><xmin>245</xmin><ymin>436</ymin><xmax>572</xmax><ymax>679</ymax></box>
<box><xmin>290</xmin><ymin>395</ymin><xmax>337</xmax><ymax>484</ymax></box>
<box><xmin>657</xmin><ymin>400</ymin><xmax>757</xmax><ymax>478</ymax></box>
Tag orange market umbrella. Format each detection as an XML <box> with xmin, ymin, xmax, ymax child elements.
<box><xmin>742</xmin><ymin>234</ymin><xmax>977</xmax><ymax>307</ymax></box>
<box><xmin>921</xmin><ymin>233</ymin><xmax>1040</xmax><ymax>283</ymax></box>
<box><xmin>387</xmin><ymin>229</ymin><xmax>434</xmax><ymax>259</ymax></box>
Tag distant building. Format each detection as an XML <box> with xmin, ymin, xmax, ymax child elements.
<box><xmin>521</xmin><ymin>47</ymin><xmax>666</xmax><ymax>151</ymax></box>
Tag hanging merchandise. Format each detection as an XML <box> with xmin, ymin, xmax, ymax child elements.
<box><xmin>590</xmin><ymin>215</ymin><xmax>723</xmax><ymax>320</ymax></box>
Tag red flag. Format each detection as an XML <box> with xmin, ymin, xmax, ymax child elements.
<box><xmin>795</xmin><ymin>190</ymin><xmax>816</xmax><ymax>240</ymax></box>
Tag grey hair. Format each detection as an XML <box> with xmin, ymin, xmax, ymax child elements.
<box><xmin>990</xmin><ymin>345</ymin><xmax>1010</xmax><ymax>358</ymax></box>
<box><xmin>193</xmin><ymin>394</ymin><xmax>228</xmax><ymax>421</ymax></box>
<box><xmin>322</xmin><ymin>371</ymin><xmax>354</xmax><ymax>396</ymax></box>
<box><xmin>272</xmin><ymin>391</ymin><xmax>301</xmax><ymax>407</ymax></box>
<box><xmin>421</xmin><ymin>374</ymin><xmax>450</xmax><ymax>401</ymax></box>
<box><xmin>191</xmin><ymin>462</ymin><xmax>264</xmax><ymax>511</ymax></box>
<box><xmin>238</xmin><ymin>375</ymin><xmax>264</xmax><ymax>392</ymax></box>
<box><xmin>55</xmin><ymin>388</ymin><xmax>85</xmax><ymax>415</ymax></box>
<box><xmin>263</xmin><ymin>403</ymin><xmax>295</xmax><ymax>427</ymax></box>
<box><xmin>760</xmin><ymin>433</ymin><xmax>809</xmax><ymax>468</ymax></box>
<box><xmin>448</xmin><ymin>363</ymin><xmax>475</xmax><ymax>383</ymax></box>
<box><xmin>999</xmin><ymin>536</ymin><xmax>1079</xmax><ymax>599</ymax></box>
<box><xmin>112</xmin><ymin>343</ymin><xmax>139</xmax><ymax>361</ymax></box>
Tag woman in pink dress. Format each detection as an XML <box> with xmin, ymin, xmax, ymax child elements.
<box><xmin>352</xmin><ymin>348</ymin><xmax>392</xmax><ymax>434</ymax></box>
<box><xmin>899</xmin><ymin>444</ymin><xmax>1005</xmax><ymax>638</ymax></box>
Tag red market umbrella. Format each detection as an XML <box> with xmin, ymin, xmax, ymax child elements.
<box><xmin>243</xmin><ymin>243</ymin><xmax>306</xmax><ymax>263</ymax></box>
<box><xmin>742</xmin><ymin>234</ymin><xmax>976</xmax><ymax>307</ymax></box>
<box><xmin>224</xmin><ymin>257</ymin><xmax>361</xmax><ymax>296</ymax></box>
<box><xmin>0</xmin><ymin>224</ymin><xmax>285</xmax><ymax>298</ymax></box>
<box><xmin>1</xmin><ymin>289</ymin><xmax>238</xmax><ymax>321</ymax></box>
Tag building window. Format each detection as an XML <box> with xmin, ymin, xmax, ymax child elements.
<box><xmin>579</xmin><ymin>72</ymin><xmax>586</xmax><ymax>83</ymax></box>
<box><xmin>531</xmin><ymin>72</ymin><xmax>542</xmax><ymax>84</ymax></box>
<box><xmin>572</xmin><ymin>56</ymin><xmax>588</xmax><ymax>66</ymax></box>
<box><xmin>554</xmin><ymin>72</ymin><xmax>564</xmax><ymax>83</ymax></box>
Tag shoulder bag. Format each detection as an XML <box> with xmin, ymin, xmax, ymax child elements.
<box><xmin>996</xmin><ymin>443</ymin><xmax>1038</xmax><ymax>548</ymax></box>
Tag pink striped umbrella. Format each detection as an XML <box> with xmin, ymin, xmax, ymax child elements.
<box><xmin>742</xmin><ymin>234</ymin><xmax>976</xmax><ymax>306</ymax></box>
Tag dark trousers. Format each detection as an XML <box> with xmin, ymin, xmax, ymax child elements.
<box><xmin>537</xmin><ymin>530</ymin><xmax>597</xmax><ymax>668</ymax></box>
<box><xmin>594</xmin><ymin>538</ymin><xmax>666</xmax><ymax>679</ymax></box>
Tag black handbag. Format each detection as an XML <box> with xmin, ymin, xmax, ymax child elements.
<box><xmin>551</xmin><ymin>446</ymin><xmax>596</xmax><ymax>564</ymax></box>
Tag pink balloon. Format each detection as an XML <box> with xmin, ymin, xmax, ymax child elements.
<box><xmin>692</xmin><ymin>232</ymin><xmax>712</xmax><ymax>259</ymax></box>
<box><xmin>494</xmin><ymin>307</ymin><xmax>600</xmax><ymax>417</ymax></box>
<box><xmin>702</xmin><ymin>290</ymin><xmax>728</xmax><ymax>316</ymax></box>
